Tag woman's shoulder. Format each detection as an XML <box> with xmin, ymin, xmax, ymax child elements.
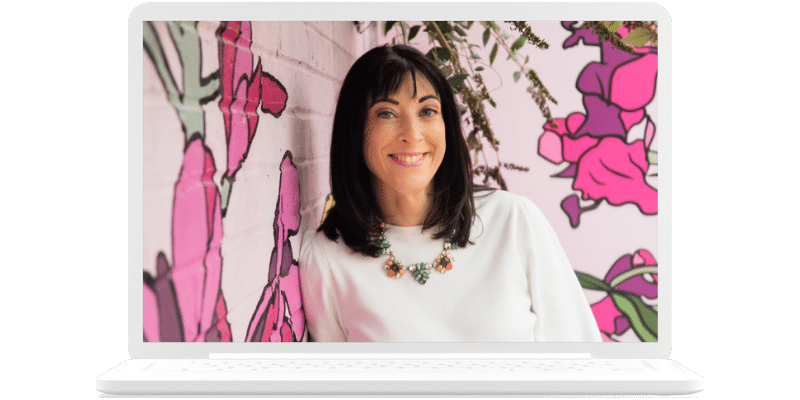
<box><xmin>301</xmin><ymin>229</ymin><xmax>338</xmax><ymax>257</ymax></box>
<box><xmin>472</xmin><ymin>189</ymin><xmax>550</xmax><ymax>233</ymax></box>
<box><xmin>474</xmin><ymin>188</ymin><xmax>539</xmax><ymax>213</ymax></box>
<box><xmin>299</xmin><ymin>229</ymin><xmax>339</xmax><ymax>280</ymax></box>
<box><xmin>300</xmin><ymin>228</ymin><xmax>363</xmax><ymax>264</ymax></box>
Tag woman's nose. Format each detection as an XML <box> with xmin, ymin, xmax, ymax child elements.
<box><xmin>399</xmin><ymin>117</ymin><xmax>423</xmax><ymax>144</ymax></box>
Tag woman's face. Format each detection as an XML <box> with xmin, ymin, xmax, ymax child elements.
<box><xmin>363</xmin><ymin>72</ymin><xmax>446</xmax><ymax>199</ymax></box>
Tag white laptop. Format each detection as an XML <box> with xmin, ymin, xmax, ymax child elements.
<box><xmin>97</xmin><ymin>2</ymin><xmax>703</xmax><ymax>395</ymax></box>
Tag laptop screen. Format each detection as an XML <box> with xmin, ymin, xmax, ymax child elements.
<box><xmin>136</xmin><ymin>4</ymin><xmax>665</xmax><ymax>351</ymax></box>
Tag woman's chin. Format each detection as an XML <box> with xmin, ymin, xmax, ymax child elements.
<box><xmin>382</xmin><ymin>176</ymin><xmax>434</xmax><ymax>196</ymax></box>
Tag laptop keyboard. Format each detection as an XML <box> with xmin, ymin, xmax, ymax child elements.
<box><xmin>150</xmin><ymin>359</ymin><xmax>651</xmax><ymax>373</ymax></box>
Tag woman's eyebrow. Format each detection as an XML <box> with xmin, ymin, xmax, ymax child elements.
<box><xmin>371</xmin><ymin>97</ymin><xmax>399</xmax><ymax>106</ymax></box>
<box><xmin>418</xmin><ymin>95</ymin><xmax>440</xmax><ymax>103</ymax></box>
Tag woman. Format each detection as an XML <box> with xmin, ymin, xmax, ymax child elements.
<box><xmin>299</xmin><ymin>44</ymin><xmax>601</xmax><ymax>342</ymax></box>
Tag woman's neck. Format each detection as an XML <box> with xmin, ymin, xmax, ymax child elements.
<box><xmin>374</xmin><ymin>182</ymin><xmax>433</xmax><ymax>227</ymax></box>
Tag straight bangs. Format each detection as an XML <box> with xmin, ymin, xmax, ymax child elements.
<box><xmin>363</xmin><ymin>63</ymin><xmax>440</xmax><ymax>112</ymax></box>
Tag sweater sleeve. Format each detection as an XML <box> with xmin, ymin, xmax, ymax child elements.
<box><xmin>298</xmin><ymin>231</ymin><xmax>348</xmax><ymax>342</ymax></box>
<box><xmin>518</xmin><ymin>197</ymin><xmax>602</xmax><ymax>342</ymax></box>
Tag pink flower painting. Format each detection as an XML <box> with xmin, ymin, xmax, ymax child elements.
<box><xmin>582</xmin><ymin>249</ymin><xmax>658</xmax><ymax>342</ymax></box>
<box><xmin>145</xmin><ymin>21</ymin><xmax>296</xmax><ymax>342</ymax></box>
<box><xmin>143</xmin><ymin>138</ymin><xmax>232</xmax><ymax>342</ymax></box>
<box><xmin>539</xmin><ymin>22</ymin><xmax>658</xmax><ymax>227</ymax></box>
<box><xmin>245</xmin><ymin>152</ymin><xmax>305</xmax><ymax>342</ymax></box>
<box><xmin>217</xmin><ymin>21</ymin><xmax>288</xmax><ymax>215</ymax></box>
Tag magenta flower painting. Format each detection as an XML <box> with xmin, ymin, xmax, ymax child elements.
<box><xmin>217</xmin><ymin>21</ymin><xmax>288</xmax><ymax>216</ymax></box>
<box><xmin>143</xmin><ymin>138</ymin><xmax>232</xmax><ymax>342</ymax></box>
<box><xmin>245</xmin><ymin>152</ymin><xmax>305</xmax><ymax>342</ymax></box>
<box><xmin>144</xmin><ymin>21</ymin><xmax>296</xmax><ymax>342</ymax></box>
<box><xmin>539</xmin><ymin>21</ymin><xmax>658</xmax><ymax>228</ymax></box>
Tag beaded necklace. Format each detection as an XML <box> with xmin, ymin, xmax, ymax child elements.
<box><xmin>372</xmin><ymin>221</ymin><xmax>458</xmax><ymax>285</ymax></box>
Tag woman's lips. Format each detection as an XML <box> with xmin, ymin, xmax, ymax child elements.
<box><xmin>389</xmin><ymin>152</ymin><xmax>427</xmax><ymax>167</ymax></box>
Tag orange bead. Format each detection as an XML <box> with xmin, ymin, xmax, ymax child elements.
<box><xmin>445</xmin><ymin>262</ymin><xmax>453</xmax><ymax>270</ymax></box>
<box><xmin>399</xmin><ymin>269</ymin><xmax>406</xmax><ymax>276</ymax></box>
<box><xmin>388</xmin><ymin>270</ymin><xmax>396</xmax><ymax>277</ymax></box>
<box><xmin>386</xmin><ymin>260</ymin><xmax>393</xmax><ymax>266</ymax></box>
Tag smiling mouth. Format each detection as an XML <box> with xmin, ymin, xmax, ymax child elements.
<box><xmin>389</xmin><ymin>152</ymin><xmax>427</xmax><ymax>167</ymax></box>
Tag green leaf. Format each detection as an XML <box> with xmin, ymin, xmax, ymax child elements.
<box><xmin>435</xmin><ymin>21</ymin><xmax>453</xmax><ymax>34</ymax></box>
<box><xmin>482</xmin><ymin>28</ymin><xmax>490</xmax><ymax>46</ymax></box>
<box><xmin>621</xmin><ymin>28</ymin><xmax>652</xmax><ymax>47</ymax></box>
<box><xmin>384</xmin><ymin>21</ymin><xmax>396</xmax><ymax>35</ymax></box>
<box><xmin>489</xmin><ymin>43</ymin><xmax>498</xmax><ymax>65</ymax></box>
<box><xmin>445</xmin><ymin>32</ymin><xmax>464</xmax><ymax>43</ymax></box>
<box><xmin>611</xmin><ymin>292</ymin><xmax>658</xmax><ymax>342</ymax></box>
<box><xmin>575</xmin><ymin>271</ymin><xmax>612</xmax><ymax>292</ymax></box>
<box><xmin>408</xmin><ymin>25</ymin><xmax>421</xmax><ymax>41</ymax></box>
<box><xmin>511</xmin><ymin>35</ymin><xmax>526</xmax><ymax>52</ymax></box>
<box><xmin>603</xmin><ymin>21</ymin><xmax>622</xmax><ymax>33</ymax></box>
<box><xmin>609</xmin><ymin>266</ymin><xmax>658</xmax><ymax>288</ymax></box>
<box><xmin>426</xmin><ymin>46</ymin><xmax>451</xmax><ymax>62</ymax></box>
<box><xmin>475</xmin><ymin>66</ymin><xmax>484</xmax><ymax>72</ymax></box>
<box><xmin>447</xmin><ymin>73</ymin><xmax>470</xmax><ymax>92</ymax></box>
<box><xmin>513</xmin><ymin>71</ymin><xmax>521</xmax><ymax>83</ymax></box>
<box><xmin>454</xmin><ymin>25</ymin><xmax>467</xmax><ymax>37</ymax></box>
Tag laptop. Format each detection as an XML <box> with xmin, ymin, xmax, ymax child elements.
<box><xmin>97</xmin><ymin>1</ymin><xmax>704</xmax><ymax>395</ymax></box>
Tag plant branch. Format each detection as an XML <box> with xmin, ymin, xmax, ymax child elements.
<box><xmin>580</xmin><ymin>21</ymin><xmax>638</xmax><ymax>54</ymax></box>
<box><xmin>425</xmin><ymin>21</ymin><xmax>507</xmax><ymax>190</ymax></box>
<box><xmin>488</xmin><ymin>22</ymin><xmax>557</xmax><ymax>126</ymax></box>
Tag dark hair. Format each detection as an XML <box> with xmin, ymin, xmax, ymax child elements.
<box><xmin>319</xmin><ymin>44</ymin><xmax>475</xmax><ymax>257</ymax></box>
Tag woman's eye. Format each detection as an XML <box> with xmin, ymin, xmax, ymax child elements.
<box><xmin>421</xmin><ymin>107</ymin><xmax>438</xmax><ymax>117</ymax></box>
<box><xmin>377</xmin><ymin>110</ymin><xmax>395</xmax><ymax>119</ymax></box>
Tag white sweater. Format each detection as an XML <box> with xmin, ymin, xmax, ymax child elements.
<box><xmin>299</xmin><ymin>190</ymin><xmax>602</xmax><ymax>342</ymax></box>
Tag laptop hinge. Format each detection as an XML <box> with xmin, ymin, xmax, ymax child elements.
<box><xmin>209</xmin><ymin>353</ymin><xmax>592</xmax><ymax>360</ymax></box>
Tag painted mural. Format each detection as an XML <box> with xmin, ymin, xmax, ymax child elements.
<box><xmin>537</xmin><ymin>22</ymin><xmax>659</xmax><ymax>342</ymax></box>
<box><xmin>142</xmin><ymin>21</ymin><xmax>301</xmax><ymax>342</ymax></box>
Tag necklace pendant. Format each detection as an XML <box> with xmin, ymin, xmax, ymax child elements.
<box><xmin>411</xmin><ymin>263</ymin><xmax>430</xmax><ymax>284</ymax></box>
<box><xmin>385</xmin><ymin>258</ymin><xmax>405</xmax><ymax>278</ymax></box>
